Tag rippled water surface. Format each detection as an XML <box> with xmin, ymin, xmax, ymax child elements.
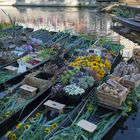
<box><xmin>0</xmin><ymin>6</ymin><xmax>140</xmax><ymax>140</ymax></box>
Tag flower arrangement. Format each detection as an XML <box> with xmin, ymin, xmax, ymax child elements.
<box><xmin>4</xmin><ymin>107</ymin><xmax>73</xmax><ymax>140</ymax></box>
<box><xmin>69</xmin><ymin>55</ymin><xmax>111</xmax><ymax>80</ymax></box>
<box><xmin>5</xmin><ymin>110</ymin><xmax>67</xmax><ymax>140</ymax></box>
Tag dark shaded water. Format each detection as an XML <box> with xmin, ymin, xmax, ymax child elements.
<box><xmin>0</xmin><ymin>6</ymin><xmax>140</xmax><ymax>140</ymax></box>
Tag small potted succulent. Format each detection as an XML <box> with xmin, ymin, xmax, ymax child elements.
<box><xmin>64</xmin><ymin>83</ymin><xmax>85</xmax><ymax>105</ymax></box>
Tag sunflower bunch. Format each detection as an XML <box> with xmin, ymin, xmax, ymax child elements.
<box><xmin>69</xmin><ymin>55</ymin><xmax>111</xmax><ymax>80</ymax></box>
<box><xmin>5</xmin><ymin>111</ymin><xmax>66</xmax><ymax>140</ymax></box>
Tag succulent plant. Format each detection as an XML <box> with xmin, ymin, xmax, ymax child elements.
<box><xmin>64</xmin><ymin>84</ymin><xmax>85</xmax><ymax>96</ymax></box>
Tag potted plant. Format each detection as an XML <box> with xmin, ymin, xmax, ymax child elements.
<box><xmin>64</xmin><ymin>83</ymin><xmax>85</xmax><ymax>105</ymax></box>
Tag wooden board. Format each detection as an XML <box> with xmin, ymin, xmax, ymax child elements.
<box><xmin>5</xmin><ymin>65</ymin><xmax>18</xmax><ymax>72</ymax></box>
<box><xmin>20</xmin><ymin>84</ymin><xmax>37</xmax><ymax>93</ymax></box>
<box><xmin>77</xmin><ymin>120</ymin><xmax>97</xmax><ymax>133</ymax></box>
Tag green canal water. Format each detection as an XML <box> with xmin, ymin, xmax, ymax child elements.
<box><xmin>0</xmin><ymin>6</ymin><xmax>140</xmax><ymax>140</ymax></box>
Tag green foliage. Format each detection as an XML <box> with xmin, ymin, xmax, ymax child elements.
<box><xmin>60</xmin><ymin>68</ymin><xmax>80</xmax><ymax>85</ymax></box>
<box><xmin>38</xmin><ymin>48</ymin><xmax>56</xmax><ymax>60</ymax></box>
<box><xmin>122</xmin><ymin>87</ymin><xmax>140</xmax><ymax>116</ymax></box>
<box><xmin>113</xmin><ymin>7</ymin><xmax>136</xmax><ymax>18</ymax></box>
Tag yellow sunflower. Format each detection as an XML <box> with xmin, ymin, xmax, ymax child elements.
<box><xmin>44</xmin><ymin>128</ymin><xmax>51</xmax><ymax>134</ymax></box>
<box><xmin>105</xmin><ymin>60</ymin><xmax>111</xmax><ymax>70</ymax></box>
<box><xmin>69</xmin><ymin>62</ymin><xmax>79</xmax><ymax>67</ymax></box>
<box><xmin>94</xmin><ymin>56</ymin><xmax>101</xmax><ymax>62</ymax></box>
<box><xmin>87</xmin><ymin>55</ymin><xmax>95</xmax><ymax>61</ymax></box>
<box><xmin>51</xmin><ymin>123</ymin><xmax>58</xmax><ymax>129</ymax></box>
<box><xmin>80</xmin><ymin>60</ymin><xmax>87</xmax><ymax>67</ymax></box>
<box><xmin>11</xmin><ymin>133</ymin><xmax>17</xmax><ymax>140</ymax></box>
<box><xmin>16</xmin><ymin>123</ymin><xmax>22</xmax><ymax>129</ymax></box>
<box><xmin>24</xmin><ymin>124</ymin><xmax>30</xmax><ymax>129</ymax></box>
<box><xmin>90</xmin><ymin>66</ymin><xmax>98</xmax><ymax>72</ymax></box>
<box><xmin>92</xmin><ymin>61</ymin><xmax>98</xmax><ymax>67</ymax></box>
<box><xmin>98</xmin><ymin>69</ymin><xmax>106</xmax><ymax>77</ymax></box>
<box><xmin>75</xmin><ymin>56</ymin><xmax>82</xmax><ymax>61</ymax></box>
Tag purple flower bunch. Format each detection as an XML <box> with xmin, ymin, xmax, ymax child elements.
<box><xmin>50</xmin><ymin>83</ymin><xmax>64</xmax><ymax>97</ymax></box>
<box><xmin>23</xmin><ymin>44</ymin><xmax>33</xmax><ymax>52</ymax></box>
<box><xmin>32</xmin><ymin>38</ymin><xmax>43</xmax><ymax>45</ymax></box>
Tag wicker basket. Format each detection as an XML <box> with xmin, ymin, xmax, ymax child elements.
<box><xmin>97</xmin><ymin>80</ymin><xmax>129</xmax><ymax>109</ymax></box>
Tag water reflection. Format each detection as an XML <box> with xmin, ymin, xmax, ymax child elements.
<box><xmin>0</xmin><ymin>6</ymin><xmax>111</xmax><ymax>35</ymax></box>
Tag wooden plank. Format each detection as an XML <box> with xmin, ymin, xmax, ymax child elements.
<box><xmin>20</xmin><ymin>84</ymin><xmax>37</xmax><ymax>93</ymax></box>
<box><xmin>5</xmin><ymin>65</ymin><xmax>18</xmax><ymax>72</ymax></box>
<box><xmin>77</xmin><ymin>120</ymin><xmax>97</xmax><ymax>133</ymax></box>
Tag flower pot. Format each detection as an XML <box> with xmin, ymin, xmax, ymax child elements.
<box><xmin>66</xmin><ymin>94</ymin><xmax>81</xmax><ymax>106</ymax></box>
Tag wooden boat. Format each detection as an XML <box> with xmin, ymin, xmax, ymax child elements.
<box><xmin>0</xmin><ymin>81</ymin><xmax>94</xmax><ymax>139</ymax></box>
<box><xmin>112</xmin><ymin>16</ymin><xmax>140</xmax><ymax>32</ymax></box>
<box><xmin>0</xmin><ymin>70</ymin><xmax>53</xmax><ymax>135</ymax></box>
<box><xmin>112</xmin><ymin>26</ymin><xmax>140</xmax><ymax>45</ymax></box>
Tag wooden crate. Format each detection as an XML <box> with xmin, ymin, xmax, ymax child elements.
<box><xmin>109</xmin><ymin>75</ymin><xmax>135</xmax><ymax>90</ymax></box>
<box><xmin>97</xmin><ymin>81</ymin><xmax>129</xmax><ymax>109</ymax></box>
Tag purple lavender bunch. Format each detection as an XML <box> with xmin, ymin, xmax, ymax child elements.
<box><xmin>23</xmin><ymin>44</ymin><xmax>33</xmax><ymax>52</ymax></box>
<box><xmin>50</xmin><ymin>83</ymin><xmax>64</xmax><ymax>97</ymax></box>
